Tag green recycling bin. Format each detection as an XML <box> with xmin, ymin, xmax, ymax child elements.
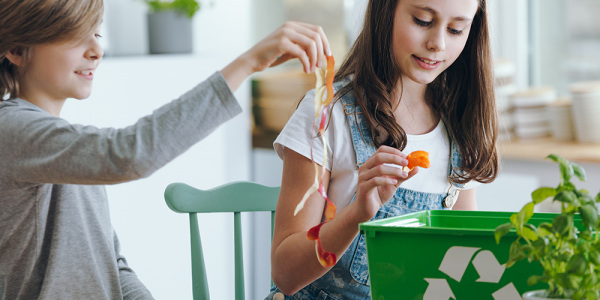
<box><xmin>359</xmin><ymin>210</ymin><xmax>562</xmax><ymax>300</ymax></box>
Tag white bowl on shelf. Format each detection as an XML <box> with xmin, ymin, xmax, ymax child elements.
<box><xmin>512</xmin><ymin>87</ymin><xmax>557</xmax><ymax>108</ymax></box>
<box><xmin>514</xmin><ymin>107</ymin><xmax>548</xmax><ymax>125</ymax></box>
<box><xmin>546</xmin><ymin>98</ymin><xmax>575</xmax><ymax>141</ymax></box>
<box><xmin>514</xmin><ymin>123</ymin><xmax>550</xmax><ymax>139</ymax></box>
<box><xmin>569</xmin><ymin>81</ymin><xmax>600</xmax><ymax>142</ymax></box>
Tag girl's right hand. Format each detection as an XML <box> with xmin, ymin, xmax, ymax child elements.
<box><xmin>352</xmin><ymin>146</ymin><xmax>418</xmax><ymax>223</ymax></box>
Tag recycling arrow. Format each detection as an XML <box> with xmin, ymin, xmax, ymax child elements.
<box><xmin>424</xmin><ymin>278</ymin><xmax>455</xmax><ymax>300</ymax></box>
<box><xmin>438</xmin><ymin>246</ymin><xmax>480</xmax><ymax>282</ymax></box>
<box><xmin>472</xmin><ymin>250</ymin><xmax>506</xmax><ymax>283</ymax></box>
<box><xmin>492</xmin><ymin>283</ymin><xmax>521</xmax><ymax>300</ymax></box>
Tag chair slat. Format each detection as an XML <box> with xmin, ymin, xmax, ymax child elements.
<box><xmin>189</xmin><ymin>213</ymin><xmax>210</xmax><ymax>300</ymax></box>
<box><xmin>234</xmin><ymin>212</ymin><xmax>245</xmax><ymax>300</ymax></box>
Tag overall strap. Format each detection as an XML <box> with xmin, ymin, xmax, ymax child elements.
<box><xmin>340</xmin><ymin>90</ymin><xmax>376</xmax><ymax>171</ymax></box>
<box><xmin>447</xmin><ymin>129</ymin><xmax>466</xmax><ymax>189</ymax></box>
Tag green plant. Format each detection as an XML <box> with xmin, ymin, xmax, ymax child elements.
<box><xmin>495</xmin><ymin>154</ymin><xmax>600</xmax><ymax>299</ymax></box>
<box><xmin>144</xmin><ymin>0</ymin><xmax>200</xmax><ymax>18</ymax></box>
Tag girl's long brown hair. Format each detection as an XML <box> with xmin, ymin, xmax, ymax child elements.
<box><xmin>335</xmin><ymin>0</ymin><xmax>498</xmax><ymax>184</ymax></box>
<box><xmin>0</xmin><ymin>0</ymin><xmax>104</xmax><ymax>100</ymax></box>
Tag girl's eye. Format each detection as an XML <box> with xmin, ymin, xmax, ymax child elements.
<box><xmin>414</xmin><ymin>16</ymin><xmax>464</xmax><ymax>36</ymax></box>
<box><xmin>448</xmin><ymin>28</ymin><xmax>464</xmax><ymax>36</ymax></box>
<box><xmin>413</xmin><ymin>17</ymin><xmax>431</xmax><ymax>27</ymax></box>
<box><xmin>95</xmin><ymin>34</ymin><xmax>103</xmax><ymax>39</ymax></box>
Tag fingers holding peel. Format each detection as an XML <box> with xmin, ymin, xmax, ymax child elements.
<box><xmin>291</xmin><ymin>22</ymin><xmax>330</xmax><ymax>69</ymax></box>
<box><xmin>246</xmin><ymin>21</ymin><xmax>331</xmax><ymax>74</ymax></box>
<box><xmin>358</xmin><ymin>146</ymin><xmax>428</xmax><ymax>190</ymax></box>
<box><xmin>360</xmin><ymin>146</ymin><xmax>408</xmax><ymax>175</ymax></box>
<box><xmin>221</xmin><ymin>22</ymin><xmax>331</xmax><ymax>92</ymax></box>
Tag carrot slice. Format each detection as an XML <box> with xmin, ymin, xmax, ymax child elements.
<box><xmin>407</xmin><ymin>150</ymin><xmax>431</xmax><ymax>170</ymax></box>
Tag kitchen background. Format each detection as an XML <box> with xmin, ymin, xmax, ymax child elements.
<box><xmin>61</xmin><ymin>0</ymin><xmax>600</xmax><ymax>299</ymax></box>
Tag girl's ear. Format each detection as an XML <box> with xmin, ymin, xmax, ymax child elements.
<box><xmin>5</xmin><ymin>47</ymin><xmax>24</xmax><ymax>66</ymax></box>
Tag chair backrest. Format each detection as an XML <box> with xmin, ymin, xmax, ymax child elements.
<box><xmin>164</xmin><ymin>181</ymin><xmax>280</xmax><ymax>300</ymax></box>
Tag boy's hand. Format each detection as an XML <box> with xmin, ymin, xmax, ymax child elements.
<box><xmin>248</xmin><ymin>21</ymin><xmax>332</xmax><ymax>74</ymax></box>
<box><xmin>221</xmin><ymin>22</ymin><xmax>331</xmax><ymax>92</ymax></box>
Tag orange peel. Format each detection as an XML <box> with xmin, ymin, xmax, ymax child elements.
<box><xmin>295</xmin><ymin>55</ymin><xmax>338</xmax><ymax>268</ymax></box>
<box><xmin>407</xmin><ymin>150</ymin><xmax>431</xmax><ymax>170</ymax></box>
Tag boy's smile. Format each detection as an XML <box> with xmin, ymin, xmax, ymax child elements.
<box><xmin>74</xmin><ymin>69</ymin><xmax>96</xmax><ymax>80</ymax></box>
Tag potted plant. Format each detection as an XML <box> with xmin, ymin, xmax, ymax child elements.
<box><xmin>143</xmin><ymin>0</ymin><xmax>201</xmax><ymax>54</ymax></box>
<box><xmin>495</xmin><ymin>154</ymin><xmax>600</xmax><ymax>299</ymax></box>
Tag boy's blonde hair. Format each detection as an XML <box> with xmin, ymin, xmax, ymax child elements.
<box><xmin>0</xmin><ymin>0</ymin><xmax>104</xmax><ymax>100</ymax></box>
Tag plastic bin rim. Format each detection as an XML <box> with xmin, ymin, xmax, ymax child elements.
<box><xmin>359</xmin><ymin>210</ymin><xmax>562</xmax><ymax>237</ymax></box>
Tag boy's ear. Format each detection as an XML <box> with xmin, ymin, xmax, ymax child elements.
<box><xmin>5</xmin><ymin>47</ymin><xmax>24</xmax><ymax>66</ymax></box>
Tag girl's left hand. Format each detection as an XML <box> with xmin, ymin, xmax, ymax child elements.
<box><xmin>351</xmin><ymin>146</ymin><xmax>419</xmax><ymax>223</ymax></box>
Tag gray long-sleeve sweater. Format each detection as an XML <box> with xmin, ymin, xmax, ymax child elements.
<box><xmin>0</xmin><ymin>72</ymin><xmax>242</xmax><ymax>299</ymax></box>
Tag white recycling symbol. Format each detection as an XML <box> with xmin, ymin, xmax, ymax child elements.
<box><xmin>423</xmin><ymin>246</ymin><xmax>522</xmax><ymax>300</ymax></box>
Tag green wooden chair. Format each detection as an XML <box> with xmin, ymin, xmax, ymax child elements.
<box><xmin>164</xmin><ymin>181</ymin><xmax>280</xmax><ymax>300</ymax></box>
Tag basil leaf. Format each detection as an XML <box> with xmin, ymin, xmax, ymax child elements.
<box><xmin>494</xmin><ymin>222</ymin><xmax>513</xmax><ymax>244</ymax></box>
<box><xmin>522</xmin><ymin>224</ymin><xmax>538</xmax><ymax>242</ymax></box>
<box><xmin>532</xmin><ymin>187</ymin><xmax>556</xmax><ymax>204</ymax></box>
<box><xmin>580</xmin><ymin>204</ymin><xmax>599</xmax><ymax>230</ymax></box>
<box><xmin>518</xmin><ymin>202</ymin><xmax>535</xmax><ymax>225</ymax></box>
<box><xmin>555</xmin><ymin>190</ymin><xmax>577</xmax><ymax>205</ymax></box>
<box><xmin>572</xmin><ymin>162</ymin><xmax>587</xmax><ymax>181</ymax></box>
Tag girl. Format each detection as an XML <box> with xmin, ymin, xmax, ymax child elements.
<box><xmin>268</xmin><ymin>0</ymin><xmax>498</xmax><ymax>298</ymax></box>
<box><xmin>0</xmin><ymin>0</ymin><xmax>331</xmax><ymax>299</ymax></box>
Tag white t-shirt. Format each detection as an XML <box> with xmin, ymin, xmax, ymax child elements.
<box><xmin>274</xmin><ymin>89</ymin><xmax>476</xmax><ymax>211</ymax></box>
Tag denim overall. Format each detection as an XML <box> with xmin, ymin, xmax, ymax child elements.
<box><xmin>267</xmin><ymin>81</ymin><xmax>465</xmax><ymax>300</ymax></box>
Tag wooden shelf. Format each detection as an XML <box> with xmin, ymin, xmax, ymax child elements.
<box><xmin>499</xmin><ymin>138</ymin><xmax>600</xmax><ymax>163</ymax></box>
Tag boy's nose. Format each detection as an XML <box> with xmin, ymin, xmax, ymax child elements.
<box><xmin>86</xmin><ymin>39</ymin><xmax>104</xmax><ymax>60</ymax></box>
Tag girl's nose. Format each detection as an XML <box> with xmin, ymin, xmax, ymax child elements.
<box><xmin>426</xmin><ymin>28</ymin><xmax>446</xmax><ymax>52</ymax></box>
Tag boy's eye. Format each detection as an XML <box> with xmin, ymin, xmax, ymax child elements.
<box><xmin>413</xmin><ymin>17</ymin><xmax>431</xmax><ymax>27</ymax></box>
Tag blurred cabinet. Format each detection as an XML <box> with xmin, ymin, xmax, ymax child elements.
<box><xmin>251</xmin><ymin>69</ymin><xmax>315</xmax><ymax>148</ymax></box>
